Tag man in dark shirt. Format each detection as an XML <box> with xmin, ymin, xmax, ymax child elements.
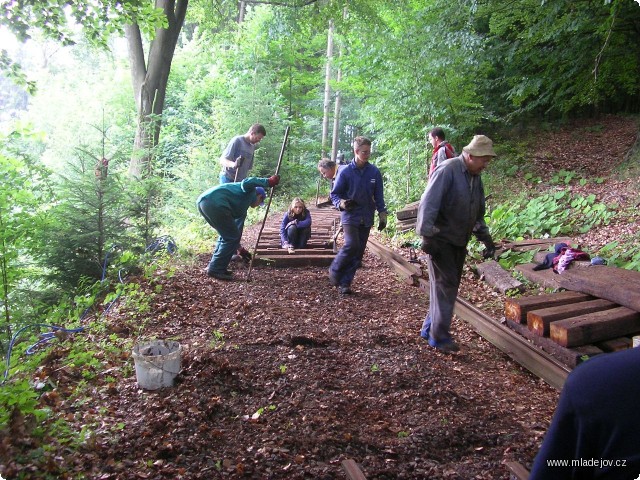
<box><xmin>416</xmin><ymin>135</ymin><xmax>496</xmax><ymax>353</ymax></box>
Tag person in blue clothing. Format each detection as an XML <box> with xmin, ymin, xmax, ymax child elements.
<box><xmin>329</xmin><ymin>136</ymin><xmax>388</xmax><ymax>295</ymax></box>
<box><xmin>280</xmin><ymin>198</ymin><xmax>312</xmax><ymax>253</ymax></box>
<box><xmin>416</xmin><ymin>134</ymin><xmax>496</xmax><ymax>353</ymax></box>
<box><xmin>529</xmin><ymin>346</ymin><xmax>640</xmax><ymax>479</ymax></box>
<box><xmin>197</xmin><ymin>175</ymin><xmax>279</xmax><ymax>280</ymax></box>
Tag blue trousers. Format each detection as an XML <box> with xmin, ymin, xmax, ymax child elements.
<box><xmin>218</xmin><ymin>174</ymin><xmax>245</xmax><ymax>239</ymax></box>
<box><xmin>197</xmin><ymin>198</ymin><xmax>241</xmax><ymax>275</ymax></box>
<box><xmin>285</xmin><ymin>225</ymin><xmax>311</xmax><ymax>249</ymax></box>
<box><xmin>329</xmin><ymin>223</ymin><xmax>371</xmax><ymax>287</ymax></box>
<box><xmin>420</xmin><ymin>242</ymin><xmax>467</xmax><ymax>345</ymax></box>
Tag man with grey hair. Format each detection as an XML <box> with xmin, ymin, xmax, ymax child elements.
<box><xmin>416</xmin><ymin>135</ymin><xmax>497</xmax><ymax>353</ymax></box>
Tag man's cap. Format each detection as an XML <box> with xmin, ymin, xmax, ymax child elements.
<box><xmin>255</xmin><ymin>187</ymin><xmax>267</xmax><ymax>206</ymax></box>
<box><xmin>463</xmin><ymin>135</ymin><xmax>497</xmax><ymax>157</ymax></box>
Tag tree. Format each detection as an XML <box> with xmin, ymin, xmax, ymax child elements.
<box><xmin>0</xmin><ymin>128</ymin><xmax>53</xmax><ymax>343</ymax></box>
<box><xmin>125</xmin><ymin>0</ymin><xmax>187</xmax><ymax>177</ymax></box>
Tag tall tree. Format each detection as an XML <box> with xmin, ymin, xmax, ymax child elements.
<box><xmin>125</xmin><ymin>0</ymin><xmax>188</xmax><ymax>177</ymax></box>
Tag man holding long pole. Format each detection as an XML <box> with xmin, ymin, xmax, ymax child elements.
<box><xmin>218</xmin><ymin>124</ymin><xmax>267</xmax><ymax>262</ymax></box>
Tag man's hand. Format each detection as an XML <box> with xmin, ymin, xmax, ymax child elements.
<box><xmin>234</xmin><ymin>156</ymin><xmax>244</xmax><ymax>167</ymax></box>
<box><xmin>267</xmin><ymin>175</ymin><xmax>280</xmax><ymax>187</ymax></box>
<box><xmin>339</xmin><ymin>199</ymin><xmax>356</xmax><ymax>211</ymax></box>
<box><xmin>420</xmin><ymin>236</ymin><xmax>441</xmax><ymax>256</ymax></box>
<box><xmin>482</xmin><ymin>240</ymin><xmax>496</xmax><ymax>260</ymax></box>
<box><xmin>377</xmin><ymin>212</ymin><xmax>388</xmax><ymax>231</ymax></box>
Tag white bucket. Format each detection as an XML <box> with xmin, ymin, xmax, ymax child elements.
<box><xmin>132</xmin><ymin>340</ymin><xmax>181</xmax><ymax>390</ymax></box>
<box><xmin>633</xmin><ymin>336</ymin><xmax>640</xmax><ymax>348</ymax></box>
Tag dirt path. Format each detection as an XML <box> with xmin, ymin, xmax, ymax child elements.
<box><xmin>2</xmin><ymin>115</ymin><xmax>639</xmax><ymax>479</ymax></box>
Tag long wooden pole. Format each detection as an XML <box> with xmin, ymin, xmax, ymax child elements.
<box><xmin>245</xmin><ymin>126</ymin><xmax>290</xmax><ymax>281</ymax></box>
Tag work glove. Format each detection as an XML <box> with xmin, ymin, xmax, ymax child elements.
<box><xmin>267</xmin><ymin>175</ymin><xmax>280</xmax><ymax>187</ymax></box>
<box><xmin>377</xmin><ymin>212</ymin><xmax>388</xmax><ymax>231</ymax></box>
<box><xmin>420</xmin><ymin>236</ymin><xmax>441</xmax><ymax>256</ymax></box>
<box><xmin>339</xmin><ymin>199</ymin><xmax>356</xmax><ymax>211</ymax></box>
<box><xmin>482</xmin><ymin>239</ymin><xmax>496</xmax><ymax>260</ymax></box>
<box><xmin>285</xmin><ymin>220</ymin><xmax>297</xmax><ymax>230</ymax></box>
<box><xmin>234</xmin><ymin>156</ymin><xmax>244</xmax><ymax>167</ymax></box>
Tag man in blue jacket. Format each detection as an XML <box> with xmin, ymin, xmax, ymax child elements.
<box><xmin>329</xmin><ymin>136</ymin><xmax>387</xmax><ymax>294</ymax></box>
<box><xmin>197</xmin><ymin>175</ymin><xmax>279</xmax><ymax>280</ymax></box>
<box><xmin>530</xmin><ymin>346</ymin><xmax>640</xmax><ymax>479</ymax></box>
<box><xmin>416</xmin><ymin>135</ymin><xmax>496</xmax><ymax>353</ymax></box>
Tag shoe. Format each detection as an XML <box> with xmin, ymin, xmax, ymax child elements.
<box><xmin>428</xmin><ymin>338</ymin><xmax>460</xmax><ymax>354</ymax></box>
<box><xmin>338</xmin><ymin>285</ymin><xmax>352</xmax><ymax>295</ymax></box>
<box><xmin>207</xmin><ymin>271</ymin><xmax>233</xmax><ymax>281</ymax></box>
<box><xmin>288</xmin><ymin>247</ymin><xmax>295</xmax><ymax>254</ymax></box>
<box><xmin>231</xmin><ymin>254</ymin><xmax>242</xmax><ymax>262</ymax></box>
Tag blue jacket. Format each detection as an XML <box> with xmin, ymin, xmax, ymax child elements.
<box><xmin>330</xmin><ymin>160</ymin><xmax>387</xmax><ymax>227</ymax></box>
<box><xmin>196</xmin><ymin>177</ymin><xmax>269</xmax><ymax>220</ymax></box>
<box><xmin>279</xmin><ymin>210</ymin><xmax>312</xmax><ymax>246</ymax></box>
<box><xmin>416</xmin><ymin>155</ymin><xmax>491</xmax><ymax>247</ymax></box>
<box><xmin>530</xmin><ymin>347</ymin><xmax>640</xmax><ymax>479</ymax></box>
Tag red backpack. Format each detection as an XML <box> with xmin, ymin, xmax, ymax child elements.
<box><xmin>429</xmin><ymin>142</ymin><xmax>456</xmax><ymax>176</ymax></box>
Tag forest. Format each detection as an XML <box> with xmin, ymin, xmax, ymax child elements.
<box><xmin>1</xmin><ymin>0</ymin><xmax>640</xmax><ymax>477</ymax></box>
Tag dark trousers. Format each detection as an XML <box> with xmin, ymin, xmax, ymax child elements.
<box><xmin>285</xmin><ymin>225</ymin><xmax>311</xmax><ymax>249</ymax></box>
<box><xmin>420</xmin><ymin>242</ymin><xmax>467</xmax><ymax>344</ymax></box>
<box><xmin>197</xmin><ymin>199</ymin><xmax>241</xmax><ymax>274</ymax></box>
<box><xmin>329</xmin><ymin>223</ymin><xmax>371</xmax><ymax>287</ymax></box>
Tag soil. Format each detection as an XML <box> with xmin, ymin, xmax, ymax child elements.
<box><xmin>1</xmin><ymin>115</ymin><xmax>639</xmax><ymax>480</ymax></box>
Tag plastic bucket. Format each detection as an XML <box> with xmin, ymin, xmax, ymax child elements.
<box><xmin>132</xmin><ymin>340</ymin><xmax>181</xmax><ymax>390</ymax></box>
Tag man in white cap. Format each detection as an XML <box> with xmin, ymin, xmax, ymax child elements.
<box><xmin>415</xmin><ymin>134</ymin><xmax>497</xmax><ymax>353</ymax></box>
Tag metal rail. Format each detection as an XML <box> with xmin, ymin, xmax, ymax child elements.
<box><xmin>367</xmin><ymin>238</ymin><xmax>570</xmax><ymax>390</ymax></box>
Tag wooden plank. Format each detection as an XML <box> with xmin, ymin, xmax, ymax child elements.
<box><xmin>505</xmin><ymin>461</ymin><xmax>529</xmax><ymax>480</ymax></box>
<box><xmin>527</xmin><ymin>298</ymin><xmax>618</xmax><ymax>336</ymax></box>
<box><xmin>555</xmin><ymin>265</ymin><xmax>640</xmax><ymax>312</ymax></box>
<box><xmin>341</xmin><ymin>459</ymin><xmax>367</xmax><ymax>480</ymax></box>
<box><xmin>571</xmin><ymin>344</ymin><xmax>605</xmax><ymax>363</ymax></box>
<box><xmin>501</xmin><ymin>237</ymin><xmax>572</xmax><ymax>251</ymax></box>
<box><xmin>396</xmin><ymin>201</ymin><xmax>420</xmax><ymax>220</ymax></box>
<box><xmin>253</xmin><ymin>254</ymin><xmax>334</xmax><ymax>268</ymax></box>
<box><xmin>514</xmin><ymin>263</ymin><xmax>562</xmax><ymax>290</ymax></box>
<box><xmin>596</xmin><ymin>337</ymin><xmax>632</xmax><ymax>352</ymax></box>
<box><xmin>457</xmin><ymin>300</ymin><xmax>569</xmax><ymax>389</ymax></box>
<box><xmin>505</xmin><ymin>291</ymin><xmax>593</xmax><ymax>324</ymax></box>
<box><xmin>550</xmin><ymin>307</ymin><xmax>640</xmax><ymax>347</ymax></box>
<box><xmin>476</xmin><ymin>260</ymin><xmax>524</xmax><ymax>294</ymax></box>
<box><xmin>506</xmin><ymin>320</ymin><xmax>601</xmax><ymax>368</ymax></box>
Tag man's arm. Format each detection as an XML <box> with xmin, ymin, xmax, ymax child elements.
<box><xmin>220</xmin><ymin>156</ymin><xmax>236</xmax><ymax>168</ymax></box>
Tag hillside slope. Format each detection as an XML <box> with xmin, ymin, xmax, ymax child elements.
<box><xmin>1</xmin><ymin>115</ymin><xmax>639</xmax><ymax>480</ymax></box>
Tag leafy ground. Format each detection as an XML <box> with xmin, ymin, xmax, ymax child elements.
<box><xmin>1</xmin><ymin>115</ymin><xmax>639</xmax><ymax>479</ymax></box>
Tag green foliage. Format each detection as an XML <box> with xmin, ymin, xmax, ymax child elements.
<box><xmin>0</xmin><ymin>379</ymin><xmax>48</xmax><ymax>427</ymax></box>
<box><xmin>39</xmin><ymin>144</ymin><xmax>134</xmax><ymax>292</ymax></box>
<box><xmin>0</xmin><ymin>127</ymin><xmax>54</xmax><ymax>342</ymax></box>
<box><xmin>487</xmin><ymin>190</ymin><xmax>614</xmax><ymax>241</ymax></box>
<box><xmin>479</xmin><ymin>0</ymin><xmax>640</xmax><ymax>118</ymax></box>
<box><xmin>597</xmin><ymin>237</ymin><xmax>640</xmax><ymax>272</ymax></box>
<box><xmin>1</xmin><ymin>0</ymin><xmax>168</xmax><ymax>48</ymax></box>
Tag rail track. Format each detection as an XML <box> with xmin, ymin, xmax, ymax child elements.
<box><xmin>252</xmin><ymin>204</ymin><xmax>570</xmax><ymax>391</ymax></box>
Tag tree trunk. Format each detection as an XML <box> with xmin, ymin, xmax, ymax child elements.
<box><xmin>125</xmin><ymin>0</ymin><xmax>188</xmax><ymax>177</ymax></box>
<box><xmin>330</xmin><ymin>50</ymin><xmax>342</xmax><ymax>162</ymax></box>
<box><xmin>321</xmin><ymin>20</ymin><xmax>334</xmax><ymax>158</ymax></box>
